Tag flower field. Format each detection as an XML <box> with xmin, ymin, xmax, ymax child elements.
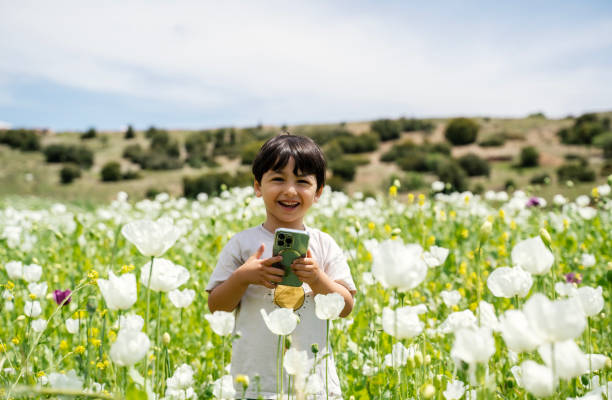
<box><xmin>0</xmin><ymin>184</ymin><xmax>610</xmax><ymax>399</ymax></box>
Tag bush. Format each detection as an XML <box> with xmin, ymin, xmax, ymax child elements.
<box><xmin>371</xmin><ymin>119</ymin><xmax>402</xmax><ymax>141</ymax></box>
<box><xmin>122</xmin><ymin>170</ymin><xmax>141</xmax><ymax>180</ymax></box>
<box><xmin>123</xmin><ymin>144</ymin><xmax>145</xmax><ymax>163</ymax></box>
<box><xmin>380</xmin><ymin>140</ymin><xmax>418</xmax><ymax>162</ymax></box>
<box><xmin>334</xmin><ymin>133</ymin><xmax>379</xmax><ymax>153</ymax></box>
<box><xmin>183</xmin><ymin>171</ymin><xmax>253</xmax><ymax>198</ymax></box>
<box><xmin>530</xmin><ymin>173</ymin><xmax>551</xmax><ymax>185</ymax></box>
<box><xmin>593</xmin><ymin>132</ymin><xmax>612</xmax><ymax>159</ymax></box>
<box><xmin>329</xmin><ymin>158</ymin><xmax>361</xmax><ymax>181</ymax></box>
<box><xmin>397</xmin><ymin>151</ymin><xmax>428</xmax><ymax>172</ymax></box>
<box><xmin>435</xmin><ymin>160</ymin><xmax>468</xmax><ymax>192</ymax></box>
<box><xmin>300</xmin><ymin>127</ymin><xmax>352</xmax><ymax>146</ymax></box>
<box><xmin>519</xmin><ymin>146</ymin><xmax>539</xmax><ymax>167</ymax></box>
<box><xmin>386</xmin><ymin>173</ymin><xmax>425</xmax><ymax>192</ymax></box>
<box><xmin>59</xmin><ymin>164</ymin><xmax>81</xmax><ymax>184</ymax></box>
<box><xmin>101</xmin><ymin>161</ymin><xmax>122</xmax><ymax>182</ymax></box>
<box><xmin>458</xmin><ymin>153</ymin><xmax>490</xmax><ymax>176</ymax></box>
<box><xmin>479</xmin><ymin>133</ymin><xmax>506</xmax><ymax>147</ymax></box>
<box><xmin>444</xmin><ymin>118</ymin><xmax>479</xmax><ymax>145</ymax></box>
<box><xmin>0</xmin><ymin>129</ymin><xmax>41</xmax><ymax>151</ymax></box>
<box><xmin>146</xmin><ymin>187</ymin><xmax>164</xmax><ymax>199</ymax></box>
<box><xmin>557</xmin><ymin>162</ymin><xmax>596</xmax><ymax>183</ymax></box>
<box><xmin>137</xmin><ymin>152</ymin><xmax>183</xmax><ymax>170</ymax></box>
<box><xmin>601</xmin><ymin>160</ymin><xmax>612</xmax><ymax>176</ymax></box>
<box><xmin>557</xmin><ymin>113</ymin><xmax>607</xmax><ymax>145</ymax></box>
<box><xmin>124</xmin><ymin>125</ymin><xmax>135</xmax><ymax>139</ymax></box>
<box><xmin>326</xmin><ymin>176</ymin><xmax>346</xmax><ymax>192</ymax></box>
<box><xmin>398</xmin><ymin>118</ymin><xmax>434</xmax><ymax>133</ymax></box>
<box><xmin>240</xmin><ymin>140</ymin><xmax>266</xmax><ymax>165</ymax></box>
<box><xmin>43</xmin><ymin>144</ymin><xmax>94</xmax><ymax>168</ymax></box>
<box><xmin>81</xmin><ymin>127</ymin><xmax>97</xmax><ymax>140</ymax></box>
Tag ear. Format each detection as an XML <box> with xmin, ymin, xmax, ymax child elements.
<box><xmin>254</xmin><ymin>179</ymin><xmax>262</xmax><ymax>197</ymax></box>
<box><xmin>313</xmin><ymin>185</ymin><xmax>324</xmax><ymax>203</ymax></box>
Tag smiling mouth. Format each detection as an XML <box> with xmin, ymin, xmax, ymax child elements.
<box><xmin>278</xmin><ymin>200</ymin><xmax>300</xmax><ymax>208</ymax></box>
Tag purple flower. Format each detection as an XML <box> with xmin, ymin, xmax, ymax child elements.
<box><xmin>53</xmin><ymin>289</ymin><xmax>72</xmax><ymax>306</ymax></box>
<box><xmin>565</xmin><ymin>272</ymin><xmax>582</xmax><ymax>284</ymax></box>
<box><xmin>526</xmin><ymin>197</ymin><xmax>542</xmax><ymax>207</ymax></box>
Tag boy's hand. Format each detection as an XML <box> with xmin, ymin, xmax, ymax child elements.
<box><xmin>291</xmin><ymin>250</ymin><xmax>322</xmax><ymax>286</ymax></box>
<box><xmin>236</xmin><ymin>244</ymin><xmax>284</xmax><ymax>289</ymax></box>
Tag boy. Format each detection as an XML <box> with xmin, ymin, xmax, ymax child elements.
<box><xmin>207</xmin><ymin>134</ymin><xmax>356</xmax><ymax>399</ymax></box>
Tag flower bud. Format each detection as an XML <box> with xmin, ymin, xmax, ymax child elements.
<box><xmin>86</xmin><ymin>297</ymin><xmax>97</xmax><ymax>314</ymax></box>
<box><xmin>420</xmin><ymin>383</ymin><xmax>435</xmax><ymax>399</ymax></box>
<box><xmin>539</xmin><ymin>228</ymin><xmax>552</xmax><ymax>248</ymax></box>
<box><xmin>414</xmin><ymin>352</ymin><xmax>423</xmax><ymax>367</ymax></box>
<box><xmin>311</xmin><ymin>343</ymin><xmax>319</xmax><ymax>355</ymax></box>
<box><xmin>284</xmin><ymin>335</ymin><xmax>292</xmax><ymax>350</ymax></box>
<box><xmin>162</xmin><ymin>333</ymin><xmax>171</xmax><ymax>345</ymax></box>
<box><xmin>480</xmin><ymin>220</ymin><xmax>492</xmax><ymax>238</ymax></box>
<box><xmin>236</xmin><ymin>374</ymin><xmax>250</xmax><ymax>389</ymax></box>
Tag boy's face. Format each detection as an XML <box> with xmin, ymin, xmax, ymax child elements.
<box><xmin>254</xmin><ymin>157</ymin><xmax>322</xmax><ymax>231</ymax></box>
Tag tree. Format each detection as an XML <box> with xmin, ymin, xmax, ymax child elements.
<box><xmin>444</xmin><ymin>118</ymin><xmax>479</xmax><ymax>145</ymax></box>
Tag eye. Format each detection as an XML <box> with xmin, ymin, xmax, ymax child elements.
<box><xmin>298</xmin><ymin>179</ymin><xmax>310</xmax><ymax>184</ymax></box>
<box><xmin>272</xmin><ymin>177</ymin><xmax>284</xmax><ymax>182</ymax></box>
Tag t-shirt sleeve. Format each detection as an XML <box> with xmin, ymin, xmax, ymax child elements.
<box><xmin>206</xmin><ymin>236</ymin><xmax>243</xmax><ymax>292</ymax></box>
<box><xmin>322</xmin><ymin>234</ymin><xmax>357</xmax><ymax>294</ymax></box>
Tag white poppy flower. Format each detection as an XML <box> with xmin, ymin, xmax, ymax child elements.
<box><xmin>432</xmin><ymin>181</ymin><xmax>445</xmax><ymax>192</ymax></box>
<box><xmin>440</xmin><ymin>290</ymin><xmax>461</xmax><ymax>307</ymax></box>
<box><xmin>523</xmin><ymin>293</ymin><xmax>586</xmax><ymax>342</ymax></box>
<box><xmin>451</xmin><ymin>326</ymin><xmax>495</xmax><ymax>365</ymax></box>
<box><xmin>5</xmin><ymin>261</ymin><xmax>23</xmax><ymax>280</ymax></box>
<box><xmin>23</xmin><ymin>264</ymin><xmax>42</xmax><ymax>282</ymax></box>
<box><xmin>585</xmin><ymin>354</ymin><xmax>610</xmax><ymax>373</ymax></box>
<box><xmin>4</xmin><ymin>301</ymin><xmax>14</xmax><ymax>311</ymax></box>
<box><xmin>555</xmin><ymin>281</ymin><xmax>578</xmax><ymax>297</ymax></box>
<box><xmin>574</xmin><ymin>286</ymin><xmax>604</xmax><ymax>317</ymax></box>
<box><xmin>382</xmin><ymin>305</ymin><xmax>426</xmax><ymax>339</ymax></box>
<box><xmin>576</xmin><ymin>195</ymin><xmax>590</xmax><ymax>207</ymax></box>
<box><xmin>110</xmin><ymin>329</ymin><xmax>150</xmax><ymax>367</ymax></box>
<box><xmin>168</xmin><ymin>288</ymin><xmax>196</xmax><ymax>308</ymax></box>
<box><xmin>371</xmin><ymin>239</ymin><xmax>428</xmax><ymax>291</ymax></box>
<box><xmin>443</xmin><ymin>379</ymin><xmax>466</xmax><ymax>400</ymax></box>
<box><xmin>314</xmin><ymin>293</ymin><xmax>345</xmax><ymax>320</ymax></box>
<box><xmin>211</xmin><ymin>375</ymin><xmax>236</xmax><ymax>400</ymax></box>
<box><xmin>511</xmin><ymin>237</ymin><xmax>554</xmax><ymax>275</ymax></box>
<box><xmin>121</xmin><ymin>217</ymin><xmax>181</xmax><ymax>257</ymax></box>
<box><xmin>498</xmin><ymin>310</ymin><xmax>543</xmax><ymax>353</ymax></box>
<box><xmin>423</xmin><ymin>246</ymin><xmax>449</xmax><ymax>268</ymax></box>
<box><xmin>205</xmin><ymin>311</ymin><xmax>235</xmax><ymax>337</ymax></box>
<box><xmin>283</xmin><ymin>347</ymin><xmax>311</xmax><ymax>375</ymax></box>
<box><xmin>140</xmin><ymin>258</ymin><xmax>190</xmax><ymax>292</ymax></box>
<box><xmin>520</xmin><ymin>361</ymin><xmax>557</xmax><ymax>397</ymax></box>
<box><xmin>597</xmin><ymin>184</ymin><xmax>611</xmax><ymax>196</ymax></box>
<box><xmin>553</xmin><ymin>194</ymin><xmax>568</xmax><ymax>205</ymax></box>
<box><xmin>510</xmin><ymin>365</ymin><xmax>523</xmax><ymax>387</ymax></box>
<box><xmin>27</xmin><ymin>282</ymin><xmax>48</xmax><ymax>299</ymax></box>
<box><xmin>98</xmin><ymin>271</ymin><xmax>137</xmax><ymax>310</ymax></box>
<box><xmin>260</xmin><ymin>308</ymin><xmax>299</xmax><ymax>336</ymax></box>
<box><xmin>578</xmin><ymin>207</ymin><xmax>597</xmax><ymax>220</ymax></box>
<box><xmin>538</xmin><ymin>340</ymin><xmax>588</xmax><ymax>379</ymax></box>
<box><xmin>118</xmin><ymin>313</ymin><xmax>145</xmax><ymax>332</ymax></box>
<box><xmin>438</xmin><ymin>310</ymin><xmax>477</xmax><ymax>334</ymax></box>
<box><xmin>477</xmin><ymin>301</ymin><xmax>500</xmax><ymax>331</ymax></box>
<box><xmin>66</xmin><ymin>318</ymin><xmax>80</xmax><ymax>334</ymax></box>
<box><xmin>48</xmin><ymin>370</ymin><xmax>84</xmax><ymax>391</ymax></box>
<box><xmin>487</xmin><ymin>266</ymin><xmax>533</xmax><ymax>298</ymax></box>
<box><xmin>304</xmin><ymin>373</ymin><xmax>324</xmax><ymax>395</ymax></box>
<box><xmin>31</xmin><ymin>318</ymin><xmax>47</xmax><ymax>332</ymax></box>
<box><xmin>166</xmin><ymin>364</ymin><xmax>195</xmax><ymax>390</ymax></box>
<box><xmin>383</xmin><ymin>342</ymin><xmax>416</xmax><ymax>368</ymax></box>
<box><xmin>24</xmin><ymin>300</ymin><xmax>42</xmax><ymax>318</ymax></box>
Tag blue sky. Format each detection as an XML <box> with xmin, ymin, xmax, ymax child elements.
<box><xmin>1</xmin><ymin>1</ymin><xmax>611</xmax><ymax>131</ymax></box>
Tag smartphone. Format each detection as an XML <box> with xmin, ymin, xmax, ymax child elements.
<box><xmin>273</xmin><ymin>228</ymin><xmax>310</xmax><ymax>287</ymax></box>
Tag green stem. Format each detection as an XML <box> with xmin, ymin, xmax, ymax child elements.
<box><xmin>326</xmin><ymin>320</ymin><xmax>330</xmax><ymax>400</ymax></box>
<box><xmin>144</xmin><ymin>255</ymin><xmax>155</xmax><ymax>386</ymax></box>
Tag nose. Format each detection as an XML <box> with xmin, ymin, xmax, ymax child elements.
<box><xmin>283</xmin><ymin>183</ymin><xmax>298</xmax><ymax>196</ymax></box>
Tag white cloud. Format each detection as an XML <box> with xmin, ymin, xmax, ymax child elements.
<box><xmin>1</xmin><ymin>1</ymin><xmax>611</xmax><ymax>125</ymax></box>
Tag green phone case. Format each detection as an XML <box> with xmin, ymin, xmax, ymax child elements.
<box><xmin>273</xmin><ymin>228</ymin><xmax>310</xmax><ymax>287</ymax></box>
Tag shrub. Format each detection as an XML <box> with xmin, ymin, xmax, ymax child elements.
<box><xmin>530</xmin><ymin>173</ymin><xmax>551</xmax><ymax>185</ymax></box>
<box><xmin>504</xmin><ymin>179</ymin><xmax>516</xmax><ymax>191</ymax></box>
<box><xmin>557</xmin><ymin>113</ymin><xmax>607</xmax><ymax>145</ymax></box>
<box><xmin>124</xmin><ymin>125</ymin><xmax>135</xmax><ymax>139</ymax></box>
<box><xmin>397</xmin><ymin>151</ymin><xmax>428</xmax><ymax>172</ymax></box>
<box><xmin>0</xmin><ymin>129</ymin><xmax>41</xmax><ymax>151</ymax></box>
<box><xmin>593</xmin><ymin>132</ymin><xmax>612</xmax><ymax>159</ymax></box>
<box><xmin>81</xmin><ymin>127</ymin><xmax>97</xmax><ymax>140</ymax></box>
<box><xmin>240</xmin><ymin>140</ymin><xmax>266</xmax><ymax>165</ymax></box>
<box><xmin>59</xmin><ymin>164</ymin><xmax>81</xmax><ymax>184</ymax></box>
<box><xmin>380</xmin><ymin>140</ymin><xmax>418</xmax><ymax>162</ymax></box>
<box><xmin>326</xmin><ymin>176</ymin><xmax>346</xmax><ymax>192</ymax></box>
<box><xmin>458</xmin><ymin>153</ymin><xmax>490</xmax><ymax>177</ymax></box>
<box><xmin>43</xmin><ymin>144</ymin><xmax>94</xmax><ymax>168</ymax></box>
<box><xmin>123</xmin><ymin>144</ymin><xmax>145</xmax><ymax>163</ymax></box>
<box><xmin>444</xmin><ymin>118</ymin><xmax>479</xmax><ymax>145</ymax></box>
<box><xmin>301</xmin><ymin>127</ymin><xmax>352</xmax><ymax>146</ymax></box>
<box><xmin>399</xmin><ymin>118</ymin><xmax>434</xmax><ymax>133</ymax></box>
<box><xmin>334</xmin><ymin>133</ymin><xmax>379</xmax><ymax>153</ymax></box>
<box><xmin>386</xmin><ymin>173</ymin><xmax>425</xmax><ymax>192</ymax></box>
<box><xmin>101</xmin><ymin>161</ymin><xmax>122</xmax><ymax>182</ymax></box>
<box><xmin>183</xmin><ymin>171</ymin><xmax>253</xmax><ymax>198</ymax></box>
<box><xmin>519</xmin><ymin>146</ymin><xmax>539</xmax><ymax>167</ymax></box>
<box><xmin>122</xmin><ymin>170</ymin><xmax>141</xmax><ymax>180</ymax></box>
<box><xmin>137</xmin><ymin>152</ymin><xmax>183</xmax><ymax>170</ymax></box>
<box><xmin>323</xmin><ymin>141</ymin><xmax>343</xmax><ymax>162</ymax></box>
<box><xmin>557</xmin><ymin>162</ymin><xmax>596</xmax><ymax>183</ymax></box>
<box><xmin>371</xmin><ymin>119</ymin><xmax>401</xmax><ymax>141</ymax></box>
<box><xmin>479</xmin><ymin>133</ymin><xmax>506</xmax><ymax>147</ymax></box>
<box><xmin>330</xmin><ymin>158</ymin><xmax>358</xmax><ymax>181</ymax></box>
<box><xmin>435</xmin><ymin>160</ymin><xmax>468</xmax><ymax>192</ymax></box>
<box><xmin>601</xmin><ymin>160</ymin><xmax>612</xmax><ymax>176</ymax></box>
<box><xmin>422</xmin><ymin>142</ymin><xmax>452</xmax><ymax>156</ymax></box>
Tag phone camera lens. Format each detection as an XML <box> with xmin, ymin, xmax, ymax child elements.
<box><xmin>286</xmin><ymin>237</ymin><xmax>293</xmax><ymax>245</ymax></box>
<box><xmin>278</xmin><ymin>234</ymin><xmax>285</xmax><ymax>240</ymax></box>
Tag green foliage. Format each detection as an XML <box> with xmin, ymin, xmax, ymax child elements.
<box><xmin>329</xmin><ymin>156</ymin><xmax>369</xmax><ymax>182</ymax></box>
<box><xmin>436</xmin><ymin>159</ymin><xmax>468</xmax><ymax>192</ymax></box>
<box><xmin>122</xmin><ymin>170</ymin><xmax>141</xmax><ymax>180</ymax></box>
<box><xmin>382</xmin><ymin>140</ymin><xmax>450</xmax><ymax>173</ymax></box>
<box><xmin>123</xmin><ymin>144</ymin><xmax>145</xmax><ymax>163</ymax></box>
<box><xmin>386</xmin><ymin>173</ymin><xmax>425</xmax><ymax>192</ymax></box>
<box><xmin>81</xmin><ymin>127</ymin><xmax>97</xmax><ymax>140</ymax></box>
<box><xmin>444</xmin><ymin>118</ymin><xmax>479</xmax><ymax>145</ymax></box>
<box><xmin>371</xmin><ymin>119</ymin><xmax>401</xmax><ymax>141</ymax></box>
<box><xmin>185</xmin><ymin>131</ymin><xmax>213</xmax><ymax>167</ymax></box>
<box><xmin>0</xmin><ymin>129</ymin><xmax>42</xmax><ymax>151</ymax></box>
<box><xmin>478</xmin><ymin>133</ymin><xmax>506</xmax><ymax>147</ymax></box>
<box><xmin>100</xmin><ymin>161</ymin><xmax>122</xmax><ymax>182</ymax></box>
<box><xmin>240</xmin><ymin>140</ymin><xmax>266</xmax><ymax>165</ymax></box>
<box><xmin>519</xmin><ymin>146</ymin><xmax>539</xmax><ymax>167</ymax></box>
<box><xmin>557</xmin><ymin>160</ymin><xmax>596</xmax><ymax>183</ymax></box>
<box><xmin>43</xmin><ymin>144</ymin><xmax>94</xmax><ymax>168</ymax></box>
<box><xmin>398</xmin><ymin>118</ymin><xmax>434</xmax><ymax>133</ymax></box>
<box><xmin>557</xmin><ymin>113</ymin><xmax>608</xmax><ymax>145</ymax></box>
<box><xmin>331</xmin><ymin>133</ymin><xmax>379</xmax><ymax>154</ymax></box>
<box><xmin>59</xmin><ymin>164</ymin><xmax>81</xmax><ymax>184</ymax></box>
<box><xmin>380</xmin><ymin>140</ymin><xmax>418</xmax><ymax>162</ymax></box>
<box><xmin>593</xmin><ymin>132</ymin><xmax>612</xmax><ymax>159</ymax></box>
<box><xmin>601</xmin><ymin>160</ymin><xmax>612</xmax><ymax>176</ymax></box>
<box><xmin>458</xmin><ymin>153</ymin><xmax>490</xmax><ymax>177</ymax></box>
<box><xmin>529</xmin><ymin>173</ymin><xmax>551</xmax><ymax>185</ymax></box>
<box><xmin>124</xmin><ymin>125</ymin><xmax>136</xmax><ymax>139</ymax></box>
<box><xmin>183</xmin><ymin>171</ymin><xmax>253</xmax><ymax>198</ymax></box>
<box><xmin>326</xmin><ymin>175</ymin><xmax>346</xmax><ymax>192</ymax></box>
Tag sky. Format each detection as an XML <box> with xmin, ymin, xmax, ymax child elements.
<box><xmin>1</xmin><ymin>0</ymin><xmax>611</xmax><ymax>131</ymax></box>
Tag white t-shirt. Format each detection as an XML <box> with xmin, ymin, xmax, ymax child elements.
<box><xmin>206</xmin><ymin>224</ymin><xmax>356</xmax><ymax>399</ymax></box>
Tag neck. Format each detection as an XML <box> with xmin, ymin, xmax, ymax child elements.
<box><xmin>262</xmin><ymin>220</ymin><xmax>305</xmax><ymax>233</ymax></box>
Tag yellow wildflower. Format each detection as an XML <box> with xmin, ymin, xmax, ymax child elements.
<box><xmin>469</xmin><ymin>302</ymin><xmax>478</xmax><ymax>311</ymax></box>
<box><xmin>121</xmin><ymin>264</ymin><xmax>135</xmax><ymax>274</ymax></box>
<box><xmin>563</xmin><ymin>219</ymin><xmax>569</xmax><ymax>229</ymax></box>
<box><xmin>407</xmin><ymin>193</ymin><xmax>415</xmax><ymax>204</ymax></box>
<box><xmin>461</xmin><ymin>229</ymin><xmax>468</xmax><ymax>239</ymax></box>
<box><xmin>59</xmin><ymin>340</ymin><xmax>68</xmax><ymax>351</ymax></box>
<box><xmin>11</xmin><ymin>337</ymin><xmax>20</xmax><ymax>345</ymax></box>
<box><xmin>458</xmin><ymin>262</ymin><xmax>467</xmax><ymax>275</ymax></box>
<box><xmin>6</xmin><ymin>281</ymin><xmax>15</xmax><ymax>290</ymax></box>
<box><xmin>445</xmin><ymin>283</ymin><xmax>452</xmax><ymax>290</ymax></box>
<box><xmin>74</xmin><ymin>345</ymin><xmax>86</xmax><ymax>354</ymax></box>
<box><xmin>467</xmin><ymin>251</ymin><xmax>475</xmax><ymax>260</ymax></box>
<box><xmin>498</xmin><ymin>209</ymin><xmax>505</xmax><ymax>219</ymax></box>
<box><xmin>389</xmin><ymin>185</ymin><xmax>398</xmax><ymax>197</ymax></box>
<box><xmin>29</xmin><ymin>293</ymin><xmax>37</xmax><ymax>300</ymax></box>
<box><xmin>36</xmin><ymin>371</ymin><xmax>46</xmax><ymax>378</ymax></box>
<box><xmin>451</xmin><ymin>305</ymin><xmax>459</xmax><ymax>312</ymax></box>
<box><xmin>449</xmin><ymin>210</ymin><xmax>456</xmax><ymax>219</ymax></box>
<box><xmin>87</xmin><ymin>270</ymin><xmax>99</xmax><ymax>284</ymax></box>
<box><xmin>501</xmin><ymin>232</ymin><xmax>509</xmax><ymax>241</ymax></box>
<box><xmin>457</xmin><ymin>287</ymin><xmax>466</xmax><ymax>297</ymax></box>
<box><xmin>486</xmin><ymin>215</ymin><xmax>494</xmax><ymax>223</ymax></box>
<box><xmin>592</xmin><ymin>187</ymin><xmax>599</xmax><ymax>198</ymax></box>
<box><xmin>368</xmin><ymin>221</ymin><xmax>375</xmax><ymax>231</ymax></box>
<box><xmin>384</xmin><ymin>224</ymin><xmax>391</xmax><ymax>234</ymax></box>
<box><xmin>510</xmin><ymin>220</ymin><xmax>517</xmax><ymax>230</ymax></box>
<box><xmin>0</xmin><ymin>343</ymin><xmax>7</xmax><ymax>352</ymax></box>
<box><xmin>97</xmin><ymin>362</ymin><xmax>106</xmax><ymax>370</ymax></box>
<box><xmin>90</xmin><ymin>327</ymin><xmax>99</xmax><ymax>336</ymax></box>
<box><xmin>108</xmin><ymin>330</ymin><xmax>117</xmax><ymax>342</ymax></box>
<box><xmin>236</xmin><ymin>374</ymin><xmax>250</xmax><ymax>388</ymax></box>
<box><xmin>89</xmin><ymin>338</ymin><xmax>101</xmax><ymax>347</ymax></box>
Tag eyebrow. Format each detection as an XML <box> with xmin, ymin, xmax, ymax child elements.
<box><xmin>271</xmin><ymin>169</ymin><xmax>312</xmax><ymax>178</ymax></box>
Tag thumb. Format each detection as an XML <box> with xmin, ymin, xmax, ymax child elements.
<box><xmin>307</xmin><ymin>249</ymin><xmax>312</xmax><ymax>258</ymax></box>
<box><xmin>252</xmin><ymin>243</ymin><xmax>265</xmax><ymax>259</ymax></box>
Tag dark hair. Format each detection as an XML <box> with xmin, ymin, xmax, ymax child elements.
<box><xmin>252</xmin><ymin>134</ymin><xmax>326</xmax><ymax>191</ymax></box>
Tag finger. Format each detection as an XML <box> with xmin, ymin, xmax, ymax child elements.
<box><xmin>262</xmin><ymin>256</ymin><xmax>283</xmax><ymax>266</ymax></box>
<box><xmin>307</xmin><ymin>249</ymin><xmax>312</xmax><ymax>258</ymax></box>
<box><xmin>261</xmin><ymin>280</ymin><xmax>276</xmax><ymax>289</ymax></box>
<box><xmin>248</xmin><ymin>244</ymin><xmax>265</xmax><ymax>261</ymax></box>
<box><xmin>265</xmin><ymin>266</ymin><xmax>285</xmax><ymax>276</ymax></box>
<box><xmin>266</xmin><ymin>273</ymin><xmax>283</xmax><ymax>283</ymax></box>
